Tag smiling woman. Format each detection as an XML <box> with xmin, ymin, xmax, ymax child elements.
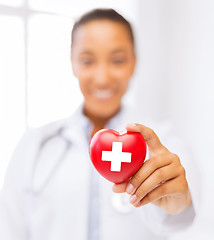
<box><xmin>1</xmin><ymin>1</ymin><xmax>214</xmax><ymax>239</ymax></box>
<box><xmin>0</xmin><ymin>8</ymin><xmax>197</xmax><ymax>240</ymax></box>
<box><xmin>71</xmin><ymin>18</ymin><xmax>136</xmax><ymax>129</ymax></box>
<box><xmin>0</xmin><ymin>1</ymin><xmax>137</xmax><ymax>185</ymax></box>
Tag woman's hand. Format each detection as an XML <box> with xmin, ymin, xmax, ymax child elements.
<box><xmin>112</xmin><ymin>123</ymin><xmax>192</xmax><ymax>215</ymax></box>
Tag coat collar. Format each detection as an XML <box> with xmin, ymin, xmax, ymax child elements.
<box><xmin>61</xmin><ymin>102</ymin><xmax>132</xmax><ymax>145</ymax></box>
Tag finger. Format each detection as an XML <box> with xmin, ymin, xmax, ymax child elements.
<box><xmin>135</xmin><ymin>177</ymin><xmax>184</xmax><ymax>207</ymax></box>
<box><xmin>126</xmin><ymin>153</ymin><xmax>175</xmax><ymax>195</ymax></box>
<box><xmin>126</xmin><ymin>123</ymin><xmax>164</xmax><ymax>154</ymax></box>
<box><xmin>129</xmin><ymin>163</ymin><xmax>180</xmax><ymax>205</ymax></box>
<box><xmin>112</xmin><ymin>180</ymin><xmax>129</xmax><ymax>193</ymax></box>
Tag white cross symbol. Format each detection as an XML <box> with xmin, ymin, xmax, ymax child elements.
<box><xmin>101</xmin><ymin>142</ymin><xmax>132</xmax><ymax>172</ymax></box>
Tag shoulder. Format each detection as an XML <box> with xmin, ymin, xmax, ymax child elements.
<box><xmin>31</xmin><ymin>104</ymin><xmax>84</xmax><ymax>139</ymax></box>
<box><xmin>117</xmin><ymin>103</ymin><xmax>160</xmax><ymax>130</ymax></box>
<box><xmin>120</xmin><ymin>103</ymin><xmax>184</xmax><ymax>149</ymax></box>
<box><xmin>9</xmin><ymin>113</ymin><xmax>77</xmax><ymax>168</ymax></box>
<box><xmin>24</xmin><ymin>110</ymin><xmax>81</xmax><ymax>143</ymax></box>
<box><xmin>2</xmin><ymin>114</ymin><xmax>77</xmax><ymax>187</ymax></box>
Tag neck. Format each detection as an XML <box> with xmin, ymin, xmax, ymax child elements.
<box><xmin>84</xmin><ymin>106</ymin><xmax>121</xmax><ymax>138</ymax></box>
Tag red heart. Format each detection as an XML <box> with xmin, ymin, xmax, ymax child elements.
<box><xmin>89</xmin><ymin>129</ymin><xmax>147</xmax><ymax>183</ymax></box>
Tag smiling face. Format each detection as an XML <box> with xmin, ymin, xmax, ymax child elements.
<box><xmin>71</xmin><ymin>19</ymin><xmax>136</xmax><ymax>120</ymax></box>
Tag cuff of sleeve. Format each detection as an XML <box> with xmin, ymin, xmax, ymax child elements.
<box><xmin>141</xmin><ymin>203</ymin><xmax>196</xmax><ymax>236</ymax></box>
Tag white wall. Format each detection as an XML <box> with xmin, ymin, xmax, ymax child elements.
<box><xmin>134</xmin><ymin>0</ymin><xmax>214</xmax><ymax>239</ymax></box>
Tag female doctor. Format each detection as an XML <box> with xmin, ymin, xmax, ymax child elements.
<box><xmin>0</xmin><ymin>8</ymin><xmax>197</xmax><ymax>240</ymax></box>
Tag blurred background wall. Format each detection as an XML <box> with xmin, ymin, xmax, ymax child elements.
<box><xmin>134</xmin><ymin>1</ymin><xmax>214</xmax><ymax>239</ymax></box>
<box><xmin>0</xmin><ymin>0</ymin><xmax>214</xmax><ymax>239</ymax></box>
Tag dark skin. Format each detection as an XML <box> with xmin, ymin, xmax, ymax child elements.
<box><xmin>113</xmin><ymin>123</ymin><xmax>192</xmax><ymax>214</ymax></box>
<box><xmin>71</xmin><ymin>19</ymin><xmax>192</xmax><ymax>214</ymax></box>
<box><xmin>84</xmin><ymin>106</ymin><xmax>120</xmax><ymax>138</ymax></box>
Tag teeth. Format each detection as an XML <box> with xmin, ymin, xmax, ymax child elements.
<box><xmin>92</xmin><ymin>89</ymin><xmax>114</xmax><ymax>100</ymax></box>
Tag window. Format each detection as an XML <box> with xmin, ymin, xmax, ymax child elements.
<box><xmin>27</xmin><ymin>14</ymin><xmax>82</xmax><ymax>127</ymax></box>
<box><xmin>0</xmin><ymin>0</ymin><xmax>137</xmax><ymax>189</ymax></box>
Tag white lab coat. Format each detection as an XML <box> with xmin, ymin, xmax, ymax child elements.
<box><xmin>0</xmin><ymin>103</ymin><xmax>198</xmax><ymax>240</ymax></box>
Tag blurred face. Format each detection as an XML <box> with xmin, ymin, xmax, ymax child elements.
<box><xmin>71</xmin><ymin>20</ymin><xmax>136</xmax><ymax>119</ymax></box>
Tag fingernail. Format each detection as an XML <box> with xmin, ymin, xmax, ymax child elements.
<box><xmin>126</xmin><ymin>184</ymin><xmax>134</xmax><ymax>194</ymax></box>
<box><xmin>136</xmin><ymin>202</ymin><xmax>143</xmax><ymax>207</ymax></box>
<box><xmin>129</xmin><ymin>194</ymin><xmax>137</xmax><ymax>204</ymax></box>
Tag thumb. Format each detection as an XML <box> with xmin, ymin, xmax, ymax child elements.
<box><xmin>126</xmin><ymin>123</ymin><xmax>164</xmax><ymax>154</ymax></box>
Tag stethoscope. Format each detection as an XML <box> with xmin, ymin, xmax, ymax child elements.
<box><xmin>30</xmin><ymin>125</ymin><xmax>133</xmax><ymax>214</ymax></box>
<box><xmin>31</xmin><ymin>126</ymin><xmax>71</xmax><ymax>195</ymax></box>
